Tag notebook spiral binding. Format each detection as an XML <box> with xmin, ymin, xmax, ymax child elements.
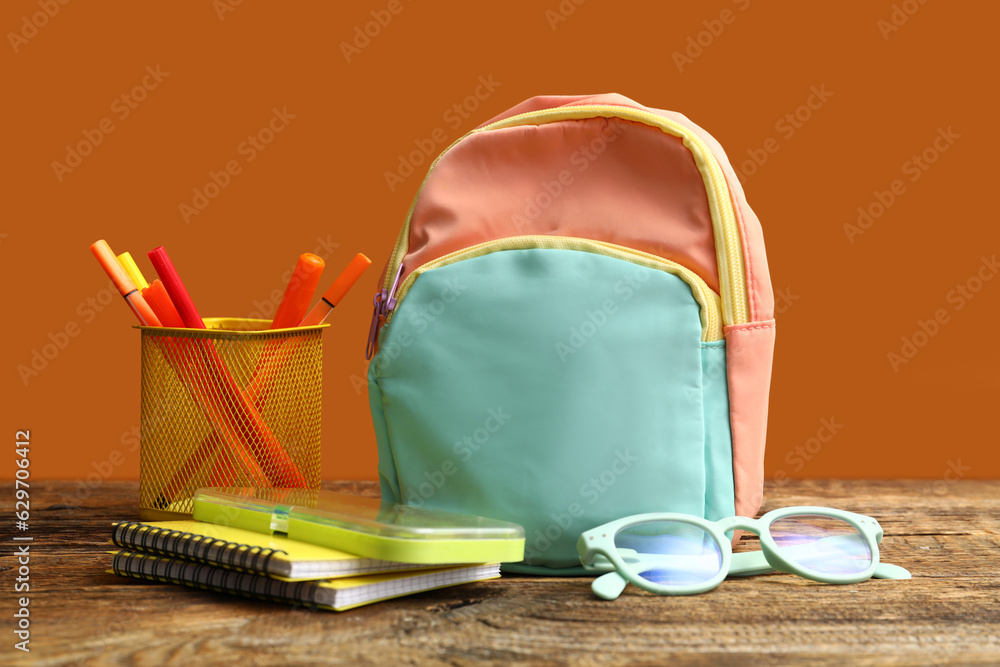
<box><xmin>111</xmin><ymin>550</ymin><xmax>324</xmax><ymax>609</ymax></box>
<box><xmin>111</xmin><ymin>521</ymin><xmax>288</xmax><ymax>575</ymax></box>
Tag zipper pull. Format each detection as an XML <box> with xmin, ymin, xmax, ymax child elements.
<box><xmin>365</xmin><ymin>291</ymin><xmax>384</xmax><ymax>360</ymax></box>
<box><xmin>365</xmin><ymin>263</ymin><xmax>404</xmax><ymax>360</ymax></box>
<box><xmin>384</xmin><ymin>262</ymin><xmax>405</xmax><ymax>316</ymax></box>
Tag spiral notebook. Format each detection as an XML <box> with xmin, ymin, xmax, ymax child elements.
<box><xmin>110</xmin><ymin>520</ymin><xmax>436</xmax><ymax>581</ymax></box>
<box><xmin>110</xmin><ymin>550</ymin><xmax>500</xmax><ymax>612</ymax></box>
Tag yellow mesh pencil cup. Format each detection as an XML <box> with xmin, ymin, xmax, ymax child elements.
<box><xmin>137</xmin><ymin>318</ymin><xmax>323</xmax><ymax>519</ymax></box>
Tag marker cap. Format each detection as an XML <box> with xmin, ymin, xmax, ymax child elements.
<box><xmin>321</xmin><ymin>253</ymin><xmax>372</xmax><ymax>307</ymax></box>
<box><xmin>91</xmin><ymin>240</ymin><xmax>139</xmax><ymax>297</ymax></box>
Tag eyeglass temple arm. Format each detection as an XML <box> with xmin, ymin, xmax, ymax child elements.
<box><xmin>590</xmin><ymin>556</ymin><xmax>910</xmax><ymax>601</ymax></box>
<box><xmin>591</xmin><ymin>571</ymin><xmax>630</xmax><ymax>600</ymax></box>
<box><xmin>587</xmin><ymin>547</ymin><xmax>911</xmax><ymax>600</ymax></box>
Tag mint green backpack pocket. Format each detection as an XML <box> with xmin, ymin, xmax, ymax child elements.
<box><xmin>367</xmin><ymin>95</ymin><xmax>775</xmax><ymax>574</ymax></box>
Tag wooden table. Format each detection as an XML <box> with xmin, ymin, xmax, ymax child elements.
<box><xmin>2</xmin><ymin>480</ymin><xmax>998</xmax><ymax>666</ymax></box>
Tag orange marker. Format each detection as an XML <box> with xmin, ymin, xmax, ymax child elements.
<box><xmin>195</xmin><ymin>254</ymin><xmax>324</xmax><ymax>481</ymax></box>
<box><xmin>143</xmin><ymin>280</ymin><xmax>185</xmax><ymax>328</ymax></box>
<box><xmin>271</xmin><ymin>253</ymin><xmax>325</xmax><ymax>329</ymax></box>
<box><xmin>300</xmin><ymin>253</ymin><xmax>372</xmax><ymax>326</ymax></box>
<box><xmin>90</xmin><ymin>240</ymin><xmax>161</xmax><ymax>327</ymax></box>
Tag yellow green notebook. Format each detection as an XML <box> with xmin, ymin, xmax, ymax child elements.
<box><xmin>109</xmin><ymin>550</ymin><xmax>500</xmax><ymax>611</ymax></box>
<box><xmin>110</xmin><ymin>520</ymin><xmax>436</xmax><ymax>581</ymax></box>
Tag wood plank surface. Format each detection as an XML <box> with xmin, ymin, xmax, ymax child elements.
<box><xmin>1</xmin><ymin>480</ymin><xmax>998</xmax><ymax>666</ymax></box>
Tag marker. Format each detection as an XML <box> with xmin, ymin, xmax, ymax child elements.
<box><xmin>146</xmin><ymin>244</ymin><xmax>307</xmax><ymax>487</ymax></box>
<box><xmin>98</xmin><ymin>245</ymin><xmax>265</xmax><ymax>491</ymax></box>
<box><xmin>90</xmin><ymin>240</ymin><xmax>161</xmax><ymax>327</ymax></box>
<box><xmin>270</xmin><ymin>253</ymin><xmax>325</xmax><ymax>329</ymax></box>
<box><xmin>116</xmin><ymin>252</ymin><xmax>149</xmax><ymax>290</ymax></box>
<box><xmin>113</xmin><ymin>252</ymin><xmax>184</xmax><ymax>328</ymax></box>
<box><xmin>142</xmin><ymin>279</ymin><xmax>185</xmax><ymax>328</ymax></box>
<box><xmin>300</xmin><ymin>253</ymin><xmax>372</xmax><ymax>326</ymax></box>
<box><xmin>147</xmin><ymin>246</ymin><xmax>205</xmax><ymax>328</ymax></box>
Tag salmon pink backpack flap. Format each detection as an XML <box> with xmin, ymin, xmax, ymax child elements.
<box><xmin>366</xmin><ymin>93</ymin><xmax>775</xmax><ymax>574</ymax></box>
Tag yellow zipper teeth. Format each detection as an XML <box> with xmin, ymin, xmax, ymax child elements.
<box><xmin>391</xmin><ymin>235</ymin><xmax>723</xmax><ymax>342</ymax></box>
<box><xmin>384</xmin><ymin>104</ymin><xmax>748</xmax><ymax>326</ymax></box>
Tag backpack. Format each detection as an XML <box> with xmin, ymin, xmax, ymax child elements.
<box><xmin>366</xmin><ymin>93</ymin><xmax>776</xmax><ymax>574</ymax></box>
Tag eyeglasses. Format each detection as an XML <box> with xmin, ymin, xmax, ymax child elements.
<box><xmin>577</xmin><ymin>506</ymin><xmax>910</xmax><ymax>599</ymax></box>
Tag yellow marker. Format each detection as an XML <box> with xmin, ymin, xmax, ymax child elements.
<box><xmin>117</xmin><ymin>252</ymin><xmax>150</xmax><ymax>290</ymax></box>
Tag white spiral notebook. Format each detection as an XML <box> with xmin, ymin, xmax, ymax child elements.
<box><xmin>110</xmin><ymin>549</ymin><xmax>500</xmax><ymax>611</ymax></box>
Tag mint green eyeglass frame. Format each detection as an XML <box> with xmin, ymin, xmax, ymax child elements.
<box><xmin>577</xmin><ymin>506</ymin><xmax>911</xmax><ymax>600</ymax></box>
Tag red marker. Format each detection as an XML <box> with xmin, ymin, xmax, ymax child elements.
<box><xmin>146</xmin><ymin>245</ymin><xmax>307</xmax><ymax>488</ymax></box>
<box><xmin>147</xmin><ymin>246</ymin><xmax>205</xmax><ymax>328</ymax></box>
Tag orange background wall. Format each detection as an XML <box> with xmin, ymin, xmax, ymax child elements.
<box><xmin>5</xmin><ymin>1</ymin><xmax>997</xmax><ymax>492</ymax></box>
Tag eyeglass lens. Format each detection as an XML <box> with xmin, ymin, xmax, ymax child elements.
<box><xmin>769</xmin><ymin>514</ymin><xmax>872</xmax><ymax>576</ymax></box>
<box><xmin>613</xmin><ymin>520</ymin><xmax>723</xmax><ymax>586</ymax></box>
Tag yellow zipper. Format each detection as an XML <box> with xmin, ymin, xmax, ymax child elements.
<box><xmin>382</xmin><ymin>104</ymin><xmax>749</xmax><ymax>327</ymax></box>
<box><xmin>389</xmin><ymin>235</ymin><xmax>723</xmax><ymax>342</ymax></box>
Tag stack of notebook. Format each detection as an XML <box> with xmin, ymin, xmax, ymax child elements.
<box><xmin>109</xmin><ymin>520</ymin><xmax>501</xmax><ymax>612</ymax></box>
<box><xmin>109</xmin><ymin>488</ymin><xmax>526</xmax><ymax>612</ymax></box>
